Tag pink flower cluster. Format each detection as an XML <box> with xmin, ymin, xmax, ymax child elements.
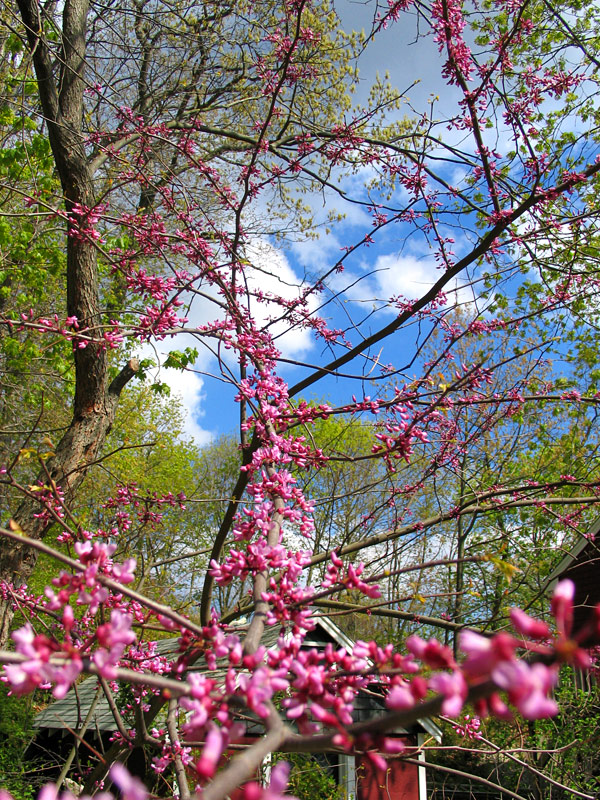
<box><xmin>2</xmin><ymin>538</ymin><xmax>141</xmax><ymax>697</ymax></box>
<box><xmin>380</xmin><ymin>580</ymin><xmax>599</xmax><ymax>723</ymax></box>
<box><xmin>66</xmin><ymin>202</ymin><xmax>107</xmax><ymax>243</ymax></box>
<box><xmin>451</xmin><ymin>714</ymin><xmax>482</xmax><ymax>739</ymax></box>
<box><xmin>321</xmin><ymin>551</ymin><xmax>382</xmax><ymax>599</ymax></box>
<box><xmin>2</xmin><ymin>624</ymin><xmax>81</xmax><ymax>698</ymax></box>
<box><xmin>0</xmin><ymin>764</ymin><xmax>147</xmax><ymax>800</ymax></box>
<box><xmin>242</xmin><ymin>762</ymin><xmax>299</xmax><ymax>800</ymax></box>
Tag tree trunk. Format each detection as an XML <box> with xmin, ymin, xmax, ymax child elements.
<box><xmin>0</xmin><ymin>0</ymin><xmax>137</xmax><ymax>645</ymax></box>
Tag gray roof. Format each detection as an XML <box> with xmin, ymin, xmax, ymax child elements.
<box><xmin>36</xmin><ymin>672</ymin><xmax>113</xmax><ymax>733</ymax></box>
<box><xmin>35</xmin><ymin>618</ymin><xmax>442</xmax><ymax>742</ymax></box>
<box><xmin>546</xmin><ymin>516</ymin><xmax>600</xmax><ymax>586</ymax></box>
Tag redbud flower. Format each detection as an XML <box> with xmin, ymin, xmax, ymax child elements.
<box><xmin>196</xmin><ymin>725</ymin><xmax>225</xmax><ymax>779</ymax></box>
<box><xmin>510</xmin><ymin>607</ymin><xmax>550</xmax><ymax>639</ymax></box>
<box><xmin>429</xmin><ymin>671</ymin><xmax>468</xmax><ymax>716</ymax></box>
<box><xmin>551</xmin><ymin>579</ymin><xmax>574</xmax><ymax>637</ymax></box>
<box><xmin>492</xmin><ymin>661</ymin><xmax>558</xmax><ymax>719</ymax></box>
<box><xmin>109</xmin><ymin>763</ymin><xmax>147</xmax><ymax>800</ymax></box>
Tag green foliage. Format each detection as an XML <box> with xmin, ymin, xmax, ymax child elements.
<box><xmin>272</xmin><ymin>754</ymin><xmax>344</xmax><ymax>800</ymax></box>
<box><xmin>163</xmin><ymin>347</ymin><xmax>199</xmax><ymax>370</ymax></box>
<box><xmin>532</xmin><ymin>672</ymin><xmax>600</xmax><ymax>797</ymax></box>
<box><xmin>429</xmin><ymin>670</ymin><xmax>600</xmax><ymax>799</ymax></box>
<box><xmin>0</xmin><ymin>684</ymin><xmax>47</xmax><ymax>799</ymax></box>
<box><xmin>72</xmin><ymin>386</ymin><xmax>207</xmax><ymax>605</ymax></box>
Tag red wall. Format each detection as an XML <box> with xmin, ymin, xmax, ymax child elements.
<box><xmin>219</xmin><ymin>736</ymin><xmax>422</xmax><ymax>800</ymax></box>
<box><xmin>356</xmin><ymin>751</ymin><xmax>420</xmax><ymax>800</ymax></box>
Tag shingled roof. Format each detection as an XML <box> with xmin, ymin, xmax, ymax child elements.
<box><xmin>35</xmin><ymin>616</ymin><xmax>442</xmax><ymax>741</ymax></box>
<box><xmin>547</xmin><ymin>518</ymin><xmax>600</xmax><ymax>645</ymax></box>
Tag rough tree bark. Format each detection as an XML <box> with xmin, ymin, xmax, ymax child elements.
<box><xmin>0</xmin><ymin>0</ymin><xmax>138</xmax><ymax>645</ymax></box>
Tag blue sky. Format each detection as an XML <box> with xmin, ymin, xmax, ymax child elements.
<box><xmin>156</xmin><ymin>169</ymin><xmax>481</xmax><ymax>446</ymax></box>
<box><xmin>143</xmin><ymin>0</ymin><xmax>595</xmax><ymax>445</ymax></box>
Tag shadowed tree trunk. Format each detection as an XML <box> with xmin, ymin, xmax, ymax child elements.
<box><xmin>0</xmin><ymin>0</ymin><xmax>138</xmax><ymax>645</ymax></box>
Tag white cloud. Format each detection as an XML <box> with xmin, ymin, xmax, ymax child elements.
<box><xmin>136</xmin><ymin>339</ymin><xmax>214</xmax><ymax>446</ymax></box>
<box><xmin>243</xmin><ymin>238</ymin><xmax>320</xmax><ymax>359</ymax></box>
<box><xmin>329</xmin><ymin>250</ymin><xmax>478</xmax><ymax>313</ymax></box>
<box><xmin>375</xmin><ymin>252</ymin><xmax>439</xmax><ymax>297</ymax></box>
<box><xmin>161</xmin><ymin>367</ymin><xmax>213</xmax><ymax>446</ymax></box>
<box><xmin>374</xmin><ymin>252</ymin><xmax>477</xmax><ymax>308</ymax></box>
<box><xmin>171</xmin><ymin>237</ymin><xmax>320</xmax><ymax>361</ymax></box>
<box><xmin>289</xmin><ymin>230</ymin><xmax>343</xmax><ymax>272</ymax></box>
<box><xmin>134</xmin><ymin>237</ymin><xmax>320</xmax><ymax>444</ymax></box>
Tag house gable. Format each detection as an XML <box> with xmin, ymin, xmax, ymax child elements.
<box><xmin>547</xmin><ymin>520</ymin><xmax>600</xmax><ymax>644</ymax></box>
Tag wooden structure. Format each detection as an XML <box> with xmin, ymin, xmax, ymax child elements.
<box><xmin>547</xmin><ymin>518</ymin><xmax>600</xmax><ymax>645</ymax></box>
<box><xmin>34</xmin><ymin>617</ymin><xmax>441</xmax><ymax>799</ymax></box>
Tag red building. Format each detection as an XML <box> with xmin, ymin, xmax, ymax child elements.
<box><xmin>548</xmin><ymin>518</ymin><xmax>600</xmax><ymax>645</ymax></box>
<box><xmin>34</xmin><ymin>616</ymin><xmax>442</xmax><ymax>798</ymax></box>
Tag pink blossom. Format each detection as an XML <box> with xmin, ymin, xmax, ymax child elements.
<box><xmin>406</xmin><ymin>635</ymin><xmax>455</xmax><ymax>669</ymax></box>
<box><xmin>36</xmin><ymin>788</ymin><xmax>58</xmax><ymax>800</ymax></box>
<box><xmin>109</xmin><ymin>763</ymin><xmax>147</xmax><ymax>800</ymax></box>
<box><xmin>381</xmin><ymin>737</ymin><xmax>406</xmax><ymax>754</ymax></box>
<box><xmin>429</xmin><ymin>671</ymin><xmax>467</xmax><ymax>716</ymax></box>
<box><xmin>459</xmin><ymin>630</ymin><xmax>516</xmax><ymax>677</ymax></box>
<box><xmin>510</xmin><ymin>607</ymin><xmax>550</xmax><ymax>639</ymax></box>
<box><xmin>365</xmin><ymin>750</ymin><xmax>388</xmax><ymax>771</ymax></box>
<box><xmin>492</xmin><ymin>661</ymin><xmax>558</xmax><ymax>719</ymax></box>
<box><xmin>4</xmin><ymin>624</ymin><xmax>83</xmax><ymax>697</ymax></box>
<box><xmin>551</xmin><ymin>579</ymin><xmax>574</xmax><ymax>636</ymax></box>
<box><xmin>92</xmin><ymin>610</ymin><xmax>136</xmax><ymax>677</ymax></box>
<box><xmin>96</xmin><ymin>610</ymin><xmax>136</xmax><ymax>649</ymax></box>
<box><xmin>451</xmin><ymin>714</ymin><xmax>482</xmax><ymax>739</ymax></box>
<box><xmin>386</xmin><ymin>683</ymin><xmax>415</xmax><ymax>711</ymax></box>
<box><xmin>112</xmin><ymin>557</ymin><xmax>137</xmax><ymax>584</ymax></box>
<box><xmin>195</xmin><ymin>725</ymin><xmax>225</xmax><ymax>779</ymax></box>
<box><xmin>243</xmin><ymin>762</ymin><xmax>299</xmax><ymax>800</ymax></box>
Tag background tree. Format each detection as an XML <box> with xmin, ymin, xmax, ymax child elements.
<box><xmin>2</xmin><ymin>0</ymin><xmax>600</xmax><ymax>798</ymax></box>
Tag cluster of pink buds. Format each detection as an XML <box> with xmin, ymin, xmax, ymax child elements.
<box><xmin>43</xmin><ymin>541</ymin><xmax>136</xmax><ymax>614</ymax></box>
<box><xmin>66</xmin><ymin>202</ymin><xmax>107</xmax><ymax>242</ymax></box>
<box><xmin>451</xmin><ymin>714</ymin><xmax>482</xmax><ymax>739</ymax></box>
<box><xmin>321</xmin><ymin>551</ymin><xmax>382</xmax><ymax>599</ymax></box>
<box><xmin>2</xmin><ymin>538</ymin><xmax>141</xmax><ymax>697</ymax></box>
<box><xmin>0</xmin><ymin>764</ymin><xmax>148</xmax><ymax>800</ymax></box>
<box><xmin>2</xmin><ymin>624</ymin><xmax>82</xmax><ymax>698</ymax></box>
